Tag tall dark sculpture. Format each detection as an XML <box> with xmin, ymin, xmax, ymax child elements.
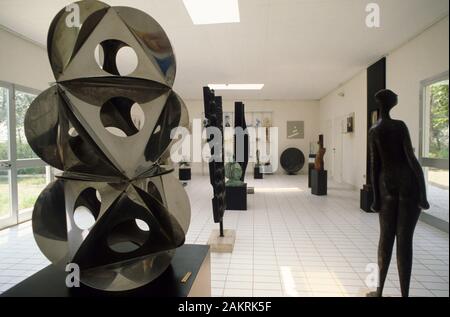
<box><xmin>234</xmin><ymin>102</ymin><xmax>249</xmax><ymax>181</ymax></box>
<box><xmin>368</xmin><ymin>89</ymin><xmax>430</xmax><ymax>297</ymax></box>
<box><xmin>24</xmin><ymin>0</ymin><xmax>190</xmax><ymax>291</ymax></box>
<box><xmin>203</xmin><ymin>87</ymin><xmax>226</xmax><ymax>235</ymax></box>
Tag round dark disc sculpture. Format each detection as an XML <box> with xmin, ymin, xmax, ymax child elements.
<box><xmin>280</xmin><ymin>148</ymin><xmax>305</xmax><ymax>174</ymax></box>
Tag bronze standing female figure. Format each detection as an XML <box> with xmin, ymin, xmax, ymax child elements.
<box><xmin>368</xmin><ymin>89</ymin><xmax>430</xmax><ymax>297</ymax></box>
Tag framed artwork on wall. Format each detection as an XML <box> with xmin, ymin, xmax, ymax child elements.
<box><xmin>287</xmin><ymin>121</ymin><xmax>304</xmax><ymax>139</ymax></box>
<box><xmin>346</xmin><ymin>112</ymin><xmax>355</xmax><ymax>133</ymax></box>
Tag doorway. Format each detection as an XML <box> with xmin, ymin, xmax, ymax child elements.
<box><xmin>332</xmin><ymin>117</ymin><xmax>343</xmax><ymax>183</ymax></box>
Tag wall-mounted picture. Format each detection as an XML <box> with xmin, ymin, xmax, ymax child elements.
<box><xmin>346</xmin><ymin>113</ymin><xmax>354</xmax><ymax>133</ymax></box>
<box><xmin>287</xmin><ymin>121</ymin><xmax>304</xmax><ymax>139</ymax></box>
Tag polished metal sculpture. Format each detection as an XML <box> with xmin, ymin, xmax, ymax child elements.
<box><xmin>368</xmin><ymin>89</ymin><xmax>429</xmax><ymax>297</ymax></box>
<box><xmin>25</xmin><ymin>0</ymin><xmax>190</xmax><ymax>291</ymax></box>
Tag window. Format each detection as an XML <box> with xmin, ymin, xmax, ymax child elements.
<box><xmin>15</xmin><ymin>90</ymin><xmax>39</xmax><ymax>159</ymax></box>
<box><xmin>0</xmin><ymin>87</ymin><xmax>9</xmax><ymax>161</ymax></box>
<box><xmin>420</xmin><ymin>72</ymin><xmax>449</xmax><ymax>226</ymax></box>
<box><xmin>0</xmin><ymin>81</ymin><xmax>51</xmax><ymax>229</ymax></box>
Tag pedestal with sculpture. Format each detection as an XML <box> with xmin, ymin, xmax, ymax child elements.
<box><xmin>254</xmin><ymin>118</ymin><xmax>263</xmax><ymax>179</ymax></box>
<box><xmin>366</xmin><ymin>89</ymin><xmax>429</xmax><ymax>297</ymax></box>
<box><xmin>225</xmin><ymin>162</ymin><xmax>247</xmax><ymax>211</ymax></box>
<box><xmin>311</xmin><ymin>135</ymin><xmax>328</xmax><ymax>196</ymax></box>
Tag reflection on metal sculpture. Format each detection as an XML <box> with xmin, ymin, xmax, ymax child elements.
<box><xmin>367</xmin><ymin>89</ymin><xmax>429</xmax><ymax>297</ymax></box>
<box><xmin>25</xmin><ymin>0</ymin><xmax>190</xmax><ymax>291</ymax></box>
<box><xmin>314</xmin><ymin>135</ymin><xmax>326</xmax><ymax>171</ymax></box>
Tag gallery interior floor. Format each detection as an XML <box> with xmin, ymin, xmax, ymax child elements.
<box><xmin>0</xmin><ymin>174</ymin><xmax>448</xmax><ymax>297</ymax></box>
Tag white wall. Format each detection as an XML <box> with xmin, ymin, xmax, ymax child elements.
<box><xmin>319</xmin><ymin>71</ymin><xmax>367</xmax><ymax>189</ymax></box>
<box><xmin>319</xmin><ymin>16</ymin><xmax>449</xmax><ymax>189</ymax></box>
<box><xmin>183</xmin><ymin>99</ymin><xmax>320</xmax><ymax>175</ymax></box>
<box><xmin>0</xmin><ymin>27</ymin><xmax>53</xmax><ymax>91</ymax></box>
<box><xmin>388</xmin><ymin>16</ymin><xmax>449</xmax><ymax>152</ymax></box>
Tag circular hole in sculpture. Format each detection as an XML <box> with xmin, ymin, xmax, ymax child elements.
<box><xmin>94</xmin><ymin>40</ymin><xmax>138</xmax><ymax>76</ymax></box>
<box><xmin>95</xmin><ymin>190</ymin><xmax>102</xmax><ymax>202</ymax></box>
<box><xmin>73</xmin><ymin>206</ymin><xmax>96</xmax><ymax>230</ymax></box>
<box><xmin>73</xmin><ymin>188</ymin><xmax>101</xmax><ymax>230</ymax></box>
<box><xmin>68</xmin><ymin>127</ymin><xmax>79</xmax><ymax>137</ymax></box>
<box><xmin>105</xmin><ymin>127</ymin><xmax>127</xmax><ymax>137</ymax></box>
<box><xmin>131</xmin><ymin>102</ymin><xmax>145</xmax><ymax>130</ymax></box>
<box><xmin>135</xmin><ymin>219</ymin><xmax>150</xmax><ymax>232</ymax></box>
<box><xmin>107</xmin><ymin>219</ymin><xmax>150</xmax><ymax>253</ymax></box>
<box><xmin>116</xmin><ymin>46</ymin><xmax>138</xmax><ymax>76</ymax></box>
<box><xmin>100</xmin><ymin>97</ymin><xmax>145</xmax><ymax>137</ymax></box>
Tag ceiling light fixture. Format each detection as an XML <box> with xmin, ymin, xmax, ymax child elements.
<box><xmin>183</xmin><ymin>0</ymin><xmax>240</xmax><ymax>25</ymax></box>
<box><xmin>208</xmin><ymin>84</ymin><xmax>264</xmax><ymax>90</ymax></box>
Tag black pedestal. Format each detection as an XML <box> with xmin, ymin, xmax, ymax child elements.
<box><xmin>360</xmin><ymin>184</ymin><xmax>375</xmax><ymax>213</ymax></box>
<box><xmin>308</xmin><ymin>163</ymin><xmax>315</xmax><ymax>188</ymax></box>
<box><xmin>179</xmin><ymin>168</ymin><xmax>191</xmax><ymax>181</ymax></box>
<box><xmin>254</xmin><ymin>166</ymin><xmax>263</xmax><ymax>179</ymax></box>
<box><xmin>311</xmin><ymin>170</ymin><xmax>327</xmax><ymax>196</ymax></box>
<box><xmin>1</xmin><ymin>244</ymin><xmax>210</xmax><ymax>297</ymax></box>
<box><xmin>226</xmin><ymin>184</ymin><xmax>247</xmax><ymax>210</ymax></box>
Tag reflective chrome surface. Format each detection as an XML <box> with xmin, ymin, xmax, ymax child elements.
<box><xmin>25</xmin><ymin>0</ymin><xmax>190</xmax><ymax>291</ymax></box>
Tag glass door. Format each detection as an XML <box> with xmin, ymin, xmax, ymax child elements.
<box><xmin>14</xmin><ymin>88</ymin><xmax>50</xmax><ymax>223</ymax></box>
<box><xmin>420</xmin><ymin>72</ymin><xmax>449</xmax><ymax>230</ymax></box>
<box><xmin>0</xmin><ymin>83</ymin><xmax>16</xmax><ymax>228</ymax></box>
<box><xmin>0</xmin><ymin>82</ymin><xmax>50</xmax><ymax>230</ymax></box>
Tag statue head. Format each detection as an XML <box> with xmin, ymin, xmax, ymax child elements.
<box><xmin>375</xmin><ymin>89</ymin><xmax>398</xmax><ymax>112</ymax></box>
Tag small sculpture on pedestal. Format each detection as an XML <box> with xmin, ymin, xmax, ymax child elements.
<box><xmin>225</xmin><ymin>162</ymin><xmax>244</xmax><ymax>187</ymax></box>
<box><xmin>254</xmin><ymin>119</ymin><xmax>263</xmax><ymax>179</ymax></box>
<box><xmin>314</xmin><ymin>134</ymin><xmax>326</xmax><ymax>171</ymax></box>
<box><xmin>367</xmin><ymin>89</ymin><xmax>429</xmax><ymax>297</ymax></box>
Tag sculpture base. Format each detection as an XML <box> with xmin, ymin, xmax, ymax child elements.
<box><xmin>0</xmin><ymin>244</ymin><xmax>211</xmax><ymax>297</ymax></box>
<box><xmin>360</xmin><ymin>184</ymin><xmax>375</xmax><ymax>213</ymax></box>
<box><xmin>261</xmin><ymin>164</ymin><xmax>273</xmax><ymax>174</ymax></box>
<box><xmin>226</xmin><ymin>184</ymin><xmax>247</xmax><ymax>210</ymax></box>
<box><xmin>207</xmin><ymin>229</ymin><xmax>236</xmax><ymax>253</ymax></box>
<box><xmin>311</xmin><ymin>170</ymin><xmax>327</xmax><ymax>196</ymax></box>
<box><xmin>254</xmin><ymin>166</ymin><xmax>263</xmax><ymax>179</ymax></box>
<box><xmin>179</xmin><ymin>168</ymin><xmax>191</xmax><ymax>181</ymax></box>
<box><xmin>308</xmin><ymin>163</ymin><xmax>315</xmax><ymax>188</ymax></box>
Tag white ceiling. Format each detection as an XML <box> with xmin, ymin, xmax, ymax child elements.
<box><xmin>0</xmin><ymin>0</ymin><xmax>448</xmax><ymax>100</ymax></box>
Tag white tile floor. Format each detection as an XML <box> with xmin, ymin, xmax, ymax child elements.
<box><xmin>0</xmin><ymin>174</ymin><xmax>448</xmax><ymax>297</ymax></box>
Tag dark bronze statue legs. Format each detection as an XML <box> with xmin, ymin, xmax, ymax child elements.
<box><xmin>376</xmin><ymin>194</ymin><xmax>397</xmax><ymax>297</ymax></box>
<box><xmin>375</xmin><ymin>192</ymin><xmax>421</xmax><ymax>297</ymax></box>
<box><xmin>396</xmin><ymin>199</ymin><xmax>421</xmax><ymax>297</ymax></box>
